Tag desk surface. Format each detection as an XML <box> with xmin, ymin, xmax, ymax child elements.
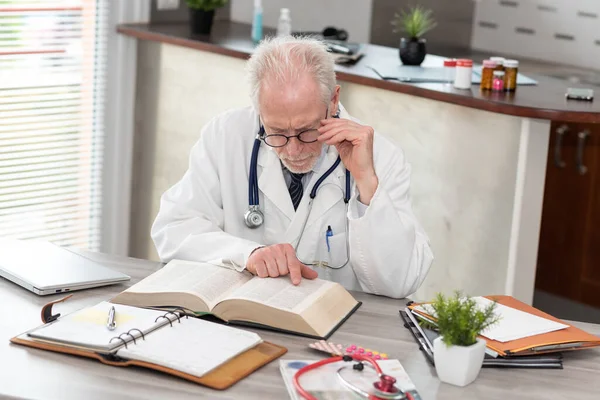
<box><xmin>117</xmin><ymin>21</ymin><xmax>600</xmax><ymax>124</ymax></box>
<box><xmin>2</xmin><ymin>250</ymin><xmax>600</xmax><ymax>400</ymax></box>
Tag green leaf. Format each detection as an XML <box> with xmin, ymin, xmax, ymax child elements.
<box><xmin>185</xmin><ymin>0</ymin><xmax>228</xmax><ymax>11</ymax></box>
<box><xmin>391</xmin><ymin>4</ymin><xmax>437</xmax><ymax>39</ymax></box>
<box><xmin>425</xmin><ymin>291</ymin><xmax>501</xmax><ymax>347</ymax></box>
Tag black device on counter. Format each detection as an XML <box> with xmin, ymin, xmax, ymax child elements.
<box><xmin>566</xmin><ymin>88</ymin><xmax>594</xmax><ymax>101</ymax></box>
<box><xmin>295</xmin><ymin>26</ymin><xmax>349</xmax><ymax>41</ymax></box>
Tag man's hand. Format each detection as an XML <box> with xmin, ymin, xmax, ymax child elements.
<box><xmin>246</xmin><ymin>244</ymin><xmax>318</xmax><ymax>285</ymax></box>
<box><xmin>317</xmin><ymin>118</ymin><xmax>379</xmax><ymax>204</ymax></box>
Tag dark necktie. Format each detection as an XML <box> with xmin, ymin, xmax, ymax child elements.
<box><xmin>288</xmin><ymin>172</ymin><xmax>305</xmax><ymax>211</ymax></box>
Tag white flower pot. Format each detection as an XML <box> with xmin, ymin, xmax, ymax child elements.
<box><xmin>433</xmin><ymin>336</ymin><xmax>486</xmax><ymax>387</ymax></box>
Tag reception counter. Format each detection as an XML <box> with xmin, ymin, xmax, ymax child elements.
<box><xmin>119</xmin><ymin>21</ymin><xmax>600</xmax><ymax>304</ymax></box>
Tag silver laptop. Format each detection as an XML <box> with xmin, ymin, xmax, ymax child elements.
<box><xmin>0</xmin><ymin>238</ymin><xmax>130</xmax><ymax>295</ymax></box>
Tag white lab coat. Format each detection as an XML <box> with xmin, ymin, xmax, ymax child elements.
<box><xmin>151</xmin><ymin>105</ymin><xmax>433</xmax><ymax>299</ymax></box>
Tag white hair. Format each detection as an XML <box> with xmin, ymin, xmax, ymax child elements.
<box><xmin>246</xmin><ymin>35</ymin><xmax>337</xmax><ymax>111</ymax></box>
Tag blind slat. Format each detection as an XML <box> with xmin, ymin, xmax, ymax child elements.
<box><xmin>0</xmin><ymin>189</ymin><xmax>99</xmax><ymax>209</ymax></box>
<box><xmin>1</xmin><ymin>106</ymin><xmax>94</xmax><ymax>119</ymax></box>
<box><xmin>0</xmin><ymin>174</ymin><xmax>99</xmax><ymax>194</ymax></box>
<box><xmin>1</xmin><ymin>208</ymin><xmax>101</xmax><ymax>230</ymax></box>
<box><xmin>0</xmin><ymin>198</ymin><xmax>101</xmax><ymax>217</ymax></box>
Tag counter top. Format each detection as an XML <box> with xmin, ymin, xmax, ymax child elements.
<box><xmin>118</xmin><ymin>21</ymin><xmax>600</xmax><ymax>124</ymax></box>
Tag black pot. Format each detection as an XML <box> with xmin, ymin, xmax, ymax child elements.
<box><xmin>189</xmin><ymin>8</ymin><xmax>215</xmax><ymax>35</ymax></box>
<box><xmin>399</xmin><ymin>37</ymin><xmax>427</xmax><ymax>66</ymax></box>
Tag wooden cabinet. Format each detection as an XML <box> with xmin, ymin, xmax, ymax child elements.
<box><xmin>536</xmin><ymin>121</ymin><xmax>600</xmax><ymax>307</ymax></box>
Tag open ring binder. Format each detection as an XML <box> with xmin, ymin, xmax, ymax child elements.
<box><xmin>11</xmin><ymin>301</ymin><xmax>288</xmax><ymax>390</ymax></box>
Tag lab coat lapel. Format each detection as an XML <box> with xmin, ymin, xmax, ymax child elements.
<box><xmin>257</xmin><ymin>146</ymin><xmax>295</xmax><ymax>221</ymax></box>
<box><xmin>283</xmin><ymin>147</ymin><xmax>346</xmax><ymax>246</ymax></box>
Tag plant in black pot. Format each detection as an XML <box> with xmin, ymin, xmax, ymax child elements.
<box><xmin>185</xmin><ymin>0</ymin><xmax>228</xmax><ymax>35</ymax></box>
<box><xmin>392</xmin><ymin>5</ymin><xmax>437</xmax><ymax>66</ymax></box>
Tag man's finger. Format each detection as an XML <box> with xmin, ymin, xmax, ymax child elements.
<box><xmin>320</xmin><ymin>118</ymin><xmax>352</xmax><ymax>125</ymax></box>
<box><xmin>288</xmin><ymin>262</ymin><xmax>303</xmax><ymax>285</ymax></box>
<box><xmin>264</xmin><ymin>257</ymin><xmax>280</xmax><ymax>277</ymax></box>
<box><xmin>301</xmin><ymin>264</ymin><xmax>319</xmax><ymax>280</ymax></box>
<box><xmin>274</xmin><ymin>247</ymin><xmax>290</xmax><ymax>276</ymax></box>
<box><xmin>317</xmin><ymin>125</ymin><xmax>346</xmax><ymax>141</ymax></box>
<box><xmin>323</xmin><ymin>130</ymin><xmax>363</xmax><ymax>145</ymax></box>
<box><xmin>319</xmin><ymin>119</ymin><xmax>347</xmax><ymax>130</ymax></box>
<box><xmin>284</xmin><ymin>248</ymin><xmax>303</xmax><ymax>285</ymax></box>
<box><xmin>254</xmin><ymin>261</ymin><xmax>268</xmax><ymax>278</ymax></box>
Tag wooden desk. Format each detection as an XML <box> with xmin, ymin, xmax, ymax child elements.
<box><xmin>2</xmin><ymin>251</ymin><xmax>600</xmax><ymax>399</ymax></box>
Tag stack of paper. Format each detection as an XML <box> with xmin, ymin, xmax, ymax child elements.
<box><xmin>418</xmin><ymin>297</ymin><xmax>569</xmax><ymax>342</ymax></box>
<box><xmin>474</xmin><ymin>297</ymin><xmax>569</xmax><ymax>342</ymax></box>
<box><xmin>411</xmin><ymin>295</ymin><xmax>600</xmax><ymax>357</ymax></box>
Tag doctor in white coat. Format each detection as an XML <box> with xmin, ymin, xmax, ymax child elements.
<box><xmin>151</xmin><ymin>36</ymin><xmax>433</xmax><ymax>299</ymax></box>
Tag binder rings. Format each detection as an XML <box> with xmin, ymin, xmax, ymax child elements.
<box><xmin>11</xmin><ymin>299</ymin><xmax>287</xmax><ymax>390</ymax></box>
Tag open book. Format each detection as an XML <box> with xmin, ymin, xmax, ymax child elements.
<box><xmin>110</xmin><ymin>260</ymin><xmax>361</xmax><ymax>339</ymax></box>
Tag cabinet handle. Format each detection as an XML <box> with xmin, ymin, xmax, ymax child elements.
<box><xmin>554</xmin><ymin>125</ymin><xmax>568</xmax><ymax>168</ymax></box>
<box><xmin>576</xmin><ymin>130</ymin><xmax>590</xmax><ymax>175</ymax></box>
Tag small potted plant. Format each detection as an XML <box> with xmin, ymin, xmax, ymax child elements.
<box><xmin>391</xmin><ymin>4</ymin><xmax>437</xmax><ymax>66</ymax></box>
<box><xmin>185</xmin><ymin>0</ymin><xmax>228</xmax><ymax>35</ymax></box>
<box><xmin>423</xmin><ymin>292</ymin><xmax>500</xmax><ymax>387</ymax></box>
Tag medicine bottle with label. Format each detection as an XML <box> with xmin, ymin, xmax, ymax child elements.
<box><xmin>453</xmin><ymin>59</ymin><xmax>473</xmax><ymax>90</ymax></box>
<box><xmin>492</xmin><ymin>71</ymin><xmax>505</xmax><ymax>92</ymax></box>
<box><xmin>480</xmin><ymin>60</ymin><xmax>497</xmax><ymax>91</ymax></box>
<box><xmin>503</xmin><ymin>59</ymin><xmax>519</xmax><ymax>92</ymax></box>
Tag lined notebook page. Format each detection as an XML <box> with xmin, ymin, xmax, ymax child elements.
<box><xmin>116</xmin><ymin>318</ymin><xmax>262</xmax><ymax>378</ymax></box>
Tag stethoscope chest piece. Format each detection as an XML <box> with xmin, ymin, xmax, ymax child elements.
<box><xmin>244</xmin><ymin>205</ymin><xmax>264</xmax><ymax>229</ymax></box>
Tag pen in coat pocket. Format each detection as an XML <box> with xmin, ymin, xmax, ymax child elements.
<box><xmin>326</xmin><ymin>225</ymin><xmax>333</xmax><ymax>253</ymax></box>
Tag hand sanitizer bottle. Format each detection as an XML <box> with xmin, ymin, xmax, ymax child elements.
<box><xmin>251</xmin><ymin>0</ymin><xmax>263</xmax><ymax>43</ymax></box>
<box><xmin>276</xmin><ymin>8</ymin><xmax>292</xmax><ymax>37</ymax></box>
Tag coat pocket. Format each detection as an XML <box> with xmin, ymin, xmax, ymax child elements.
<box><xmin>322</xmin><ymin>231</ymin><xmax>348</xmax><ymax>269</ymax></box>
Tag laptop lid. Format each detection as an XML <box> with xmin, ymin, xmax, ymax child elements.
<box><xmin>0</xmin><ymin>238</ymin><xmax>130</xmax><ymax>295</ymax></box>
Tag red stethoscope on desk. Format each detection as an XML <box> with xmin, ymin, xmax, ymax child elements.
<box><xmin>293</xmin><ymin>354</ymin><xmax>414</xmax><ymax>400</ymax></box>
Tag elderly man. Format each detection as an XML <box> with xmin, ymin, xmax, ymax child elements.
<box><xmin>151</xmin><ymin>36</ymin><xmax>433</xmax><ymax>299</ymax></box>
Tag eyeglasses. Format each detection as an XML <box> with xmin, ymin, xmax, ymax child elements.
<box><xmin>261</xmin><ymin>109</ymin><xmax>328</xmax><ymax>148</ymax></box>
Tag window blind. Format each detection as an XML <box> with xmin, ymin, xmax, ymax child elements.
<box><xmin>0</xmin><ymin>0</ymin><xmax>107</xmax><ymax>250</ymax></box>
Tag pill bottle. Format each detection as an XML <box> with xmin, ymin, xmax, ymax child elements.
<box><xmin>443</xmin><ymin>59</ymin><xmax>457</xmax><ymax>83</ymax></box>
<box><xmin>454</xmin><ymin>59</ymin><xmax>473</xmax><ymax>90</ymax></box>
<box><xmin>503</xmin><ymin>59</ymin><xmax>519</xmax><ymax>92</ymax></box>
<box><xmin>492</xmin><ymin>71</ymin><xmax>505</xmax><ymax>92</ymax></box>
<box><xmin>490</xmin><ymin>56</ymin><xmax>506</xmax><ymax>72</ymax></box>
<box><xmin>480</xmin><ymin>59</ymin><xmax>497</xmax><ymax>90</ymax></box>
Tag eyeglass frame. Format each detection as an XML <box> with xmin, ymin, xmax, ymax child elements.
<box><xmin>259</xmin><ymin>108</ymin><xmax>329</xmax><ymax>148</ymax></box>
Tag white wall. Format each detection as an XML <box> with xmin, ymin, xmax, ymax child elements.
<box><xmin>229</xmin><ymin>0</ymin><xmax>373</xmax><ymax>44</ymax></box>
<box><xmin>471</xmin><ymin>0</ymin><xmax>600</xmax><ymax>71</ymax></box>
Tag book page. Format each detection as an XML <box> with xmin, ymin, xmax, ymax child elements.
<box><xmin>225</xmin><ymin>277</ymin><xmax>334</xmax><ymax>314</ymax></box>
<box><xmin>124</xmin><ymin>260</ymin><xmax>252</xmax><ymax>310</ymax></box>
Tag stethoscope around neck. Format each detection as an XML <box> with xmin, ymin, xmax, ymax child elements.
<box><xmin>244</xmin><ymin>112</ymin><xmax>351</xmax><ymax>269</ymax></box>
